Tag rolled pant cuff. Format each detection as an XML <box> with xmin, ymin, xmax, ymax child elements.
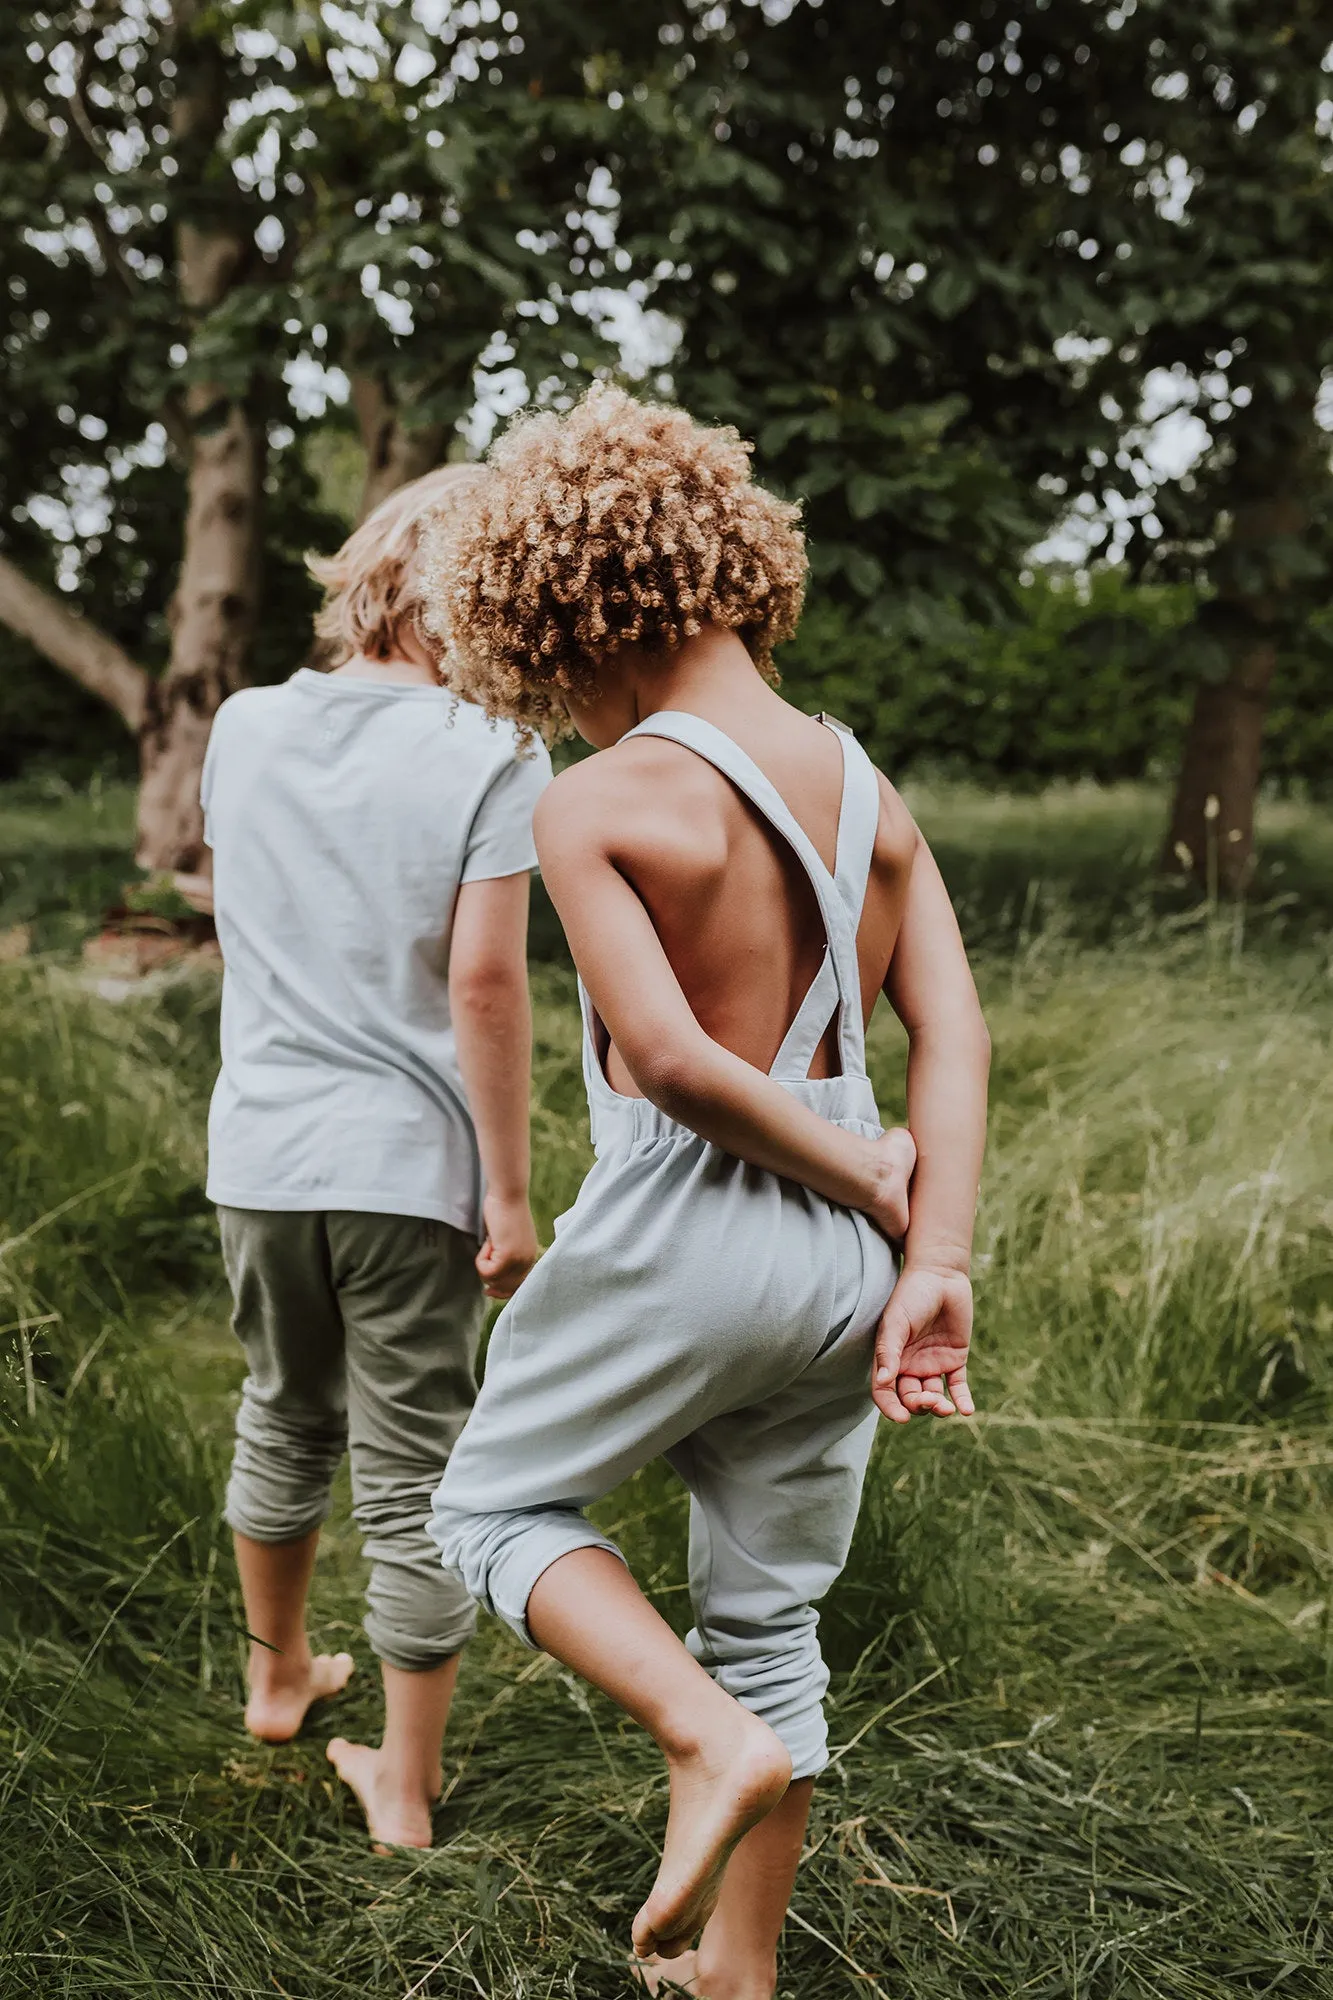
<box><xmin>730</xmin><ymin>1698</ymin><xmax>827</xmax><ymax>1783</ymax></box>
<box><xmin>789</xmin><ymin>1741</ymin><xmax>830</xmax><ymax>1783</ymax></box>
<box><xmin>364</xmin><ymin>1613</ymin><xmax>477</xmax><ymax>1673</ymax></box>
<box><xmin>686</xmin><ymin>1633</ymin><xmax>830</xmax><ymax>1783</ymax></box>
<box><xmin>438</xmin><ymin>1510</ymin><xmax>628</xmax><ymax>1650</ymax></box>
<box><xmin>505</xmin><ymin>1527</ymin><xmax>628</xmax><ymax>1648</ymax></box>
<box><xmin>224</xmin><ymin>1498</ymin><xmax>332</xmax><ymax>1545</ymax></box>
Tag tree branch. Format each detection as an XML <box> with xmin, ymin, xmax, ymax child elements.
<box><xmin>0</xmin><ymin>553</ymin><xmax>148</xmax><ymax>729</ymax></box>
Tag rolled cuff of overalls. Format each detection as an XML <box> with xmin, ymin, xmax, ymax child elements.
<box><xmin>429</xmin><ymin>1501</ymin><xmax>627</xmax><ymax>1649</ymax></box>
<box><xmin>687</xmin><ymin>1615</ymin><xmax>832</xmax><ymax>1783</ymax></box>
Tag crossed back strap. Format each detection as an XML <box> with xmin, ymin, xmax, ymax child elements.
<box><xmin>625</xmin><ymin>710</ymin><xmax>880</xmax><ymax>1081</ymax></box>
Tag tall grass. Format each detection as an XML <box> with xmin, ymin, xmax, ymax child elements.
<box><xmin>2</xmin><ymin>830</ymin><xmax>1332</xmax><ymax>1994</ymax></box>
<box><xmin>0</xmin><ymin>775</ymin><xmax>137</xmax><ymax>951</ymax></box>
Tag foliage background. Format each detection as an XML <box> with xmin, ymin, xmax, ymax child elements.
<box><xmin>3</xmin><ymin>1</ymin><xmax>1332</xmax><ymax>854</ymax></box>
<box><xmin>10</xmin><ymin>562</ymin><xmax>1333</xmax><ymax>796</ymax></box>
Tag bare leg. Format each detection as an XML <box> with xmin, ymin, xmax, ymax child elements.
<box><xmin>526</xmin><ymin>1548</ymin><xmax>791</xmax><ymax>1960</ymax></box>
<box><xmin>637</xmin><ymin>1779</ymin><xmax>814</xmax><ymax>1999</ymax></box>
<box><xmin>327</xmin><ymin>1653</ymin><xmax>461</xmax><ymax>1850</ymax></box>
<box><xmin>234</xmin><ymin>1529</ymin><xmax>354</xmax><ymax>1742</ymax></box>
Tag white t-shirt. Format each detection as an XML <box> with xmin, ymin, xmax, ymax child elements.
<box><xmin>201</xmin><ymin>669</ymin><xmax>552</xmax><ymax>1235</ymax></box>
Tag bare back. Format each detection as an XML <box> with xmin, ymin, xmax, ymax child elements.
<box><xmin>544</xmin><ymin>696</ymin><xmax>918</xmax><ymax>1099</ymax></box>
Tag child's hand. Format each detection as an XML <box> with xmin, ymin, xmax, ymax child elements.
<box><xmin>865</xmin><ymin>1125</ymin><xmax>916</xmax><ymax>1241</ymax></box>
<box><xmin>475</xmin><ymin>1192</ymin><xmax>541</xmax><ymax>1301</ymax></box>
<box><xmin>872</xmin><ymin>1263</ymin><xmax>974</xmax><ymax>1424</ymax></box>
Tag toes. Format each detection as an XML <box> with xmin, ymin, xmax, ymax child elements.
<box><xmin>653</xmin><ymin>1934</ymin><xmax>697</xmax><ymax>1963</ymax></box>
<box><xmin>314</xmin><ymin>1652</ymin><xmax>355</xmax><ymax>1698</ymax></box>
<box><xmin>633</xmin><ymin>1908</ymin><xmax>695</xmax><ymax>1962</ymax></box>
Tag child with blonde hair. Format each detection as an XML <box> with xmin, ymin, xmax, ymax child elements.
<box><xmin>424</xmin><ymin>389</ymin><xmax>989</xmax><ymax>1994</ymax></box>
<box><xmin>202</xmin><ymin>464</ymin><xmax>551</xmax><ymax>1848</ymax></box>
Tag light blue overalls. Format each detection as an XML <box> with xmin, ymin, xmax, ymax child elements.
<box><xmin>430</xmin><ymin>712</ymin><xmax>897</xmax><ymax>1779</ymax></box>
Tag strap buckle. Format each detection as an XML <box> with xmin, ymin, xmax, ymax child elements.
<box><xmin>815</xmin><ymin>710</ymin><xmax>852</xmax><ymax>737</ymax></box>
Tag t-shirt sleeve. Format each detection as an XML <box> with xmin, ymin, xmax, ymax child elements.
<box><xmin>460</xmin><ymin>741</ymin><xmax>554</xmax><ymax>883</ymax></box>
<box><xmin>199</xmin><ymin>706</ymin><xmax>225</xmax><ymax>847</ymax></box>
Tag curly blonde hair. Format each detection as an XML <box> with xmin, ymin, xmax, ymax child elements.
<box><xmin>420</xmin><ymin>385</ymin><xmax>807</xmax><ymax>736</ymax></box>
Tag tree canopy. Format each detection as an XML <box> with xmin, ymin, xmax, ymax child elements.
<box><xmin>1</xmin><ymin>1</ymin><xmax>1330</xmax><ymax>884</ymax></box>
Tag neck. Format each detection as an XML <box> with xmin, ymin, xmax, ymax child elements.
<box><xmin>627</xmin><ymin>627</ymin><xmax>772</xmax><ymax>731</ymax></box>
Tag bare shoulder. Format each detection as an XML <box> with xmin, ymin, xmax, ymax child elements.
<box><xmin>871</xmin><ymin>766</ymin><xmax>921</xmax><ymax>881</ymax></box>
<box><xmin>533</xmin><ymin>737</ymin><xmax>714</xmax><ymax>866</ymax></box>
<box><xmin>531</xmin><ymin>758</ymin><xmax>612</xmax><ymax>865</ymax></box>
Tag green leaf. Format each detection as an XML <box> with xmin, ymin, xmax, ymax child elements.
<box><xmin>929</xmin><ymin>267</ymin><xmax>977</xmax><ymax>319</ymax></box>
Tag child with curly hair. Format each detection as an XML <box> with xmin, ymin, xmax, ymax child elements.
<box><xmin>423</xmin><ymin>387</ymin><xmax>990</xmax><ymax>1997</ymax></box>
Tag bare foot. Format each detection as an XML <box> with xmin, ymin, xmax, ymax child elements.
<box><xmin>633</xmin><ymin>1950</ymin><xmax>699</xmax><ymax>1994</ymax></box>
<box><xmin>326</xmin><ymin>1739</ymin><xmax>441</xmax><ymax>1851</ymax></box>
<box><xmin>244</xmin><ymin>1651</ymin><xmax>355</xmax><ymax>1743</ymax></box>
<box><xmin>632</xmin><ymin>1714</ymin><xmax>791</xmax><ymax>1961</ymax></box>
<box><xmin>691</xmin><ymin>1952</ymin><xmax>778</xmax><ymax>2000</ymax></box>
<box><xmin>633</xmin><ymin>1948</ymin><xmax>778</xmax><ymax>2000</ymax></box>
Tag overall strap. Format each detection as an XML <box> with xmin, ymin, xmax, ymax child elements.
<box><xmin>626</xmin><ymin>710</ymin><xmax>877</xmax><ymax>1081</ymax></box>
<box><xmin>769</xmin><ymin>719</ymin><xmax>880</xmax><ymax>1079</ymax></box>
<box><xmin>826</xmin><ymin>716</ymin><xmax>882</xmax><ymax>934</ymax></box>
<box><xmin>576</xmin><ymin>973</ymin><xmax>614</xmax><ymax>1112</ymax></box>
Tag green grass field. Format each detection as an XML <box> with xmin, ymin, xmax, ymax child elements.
<box><xmin>2</xmin><ymin>780</ymin><xmax>1331</xmax><ymax>1998</ymax></box>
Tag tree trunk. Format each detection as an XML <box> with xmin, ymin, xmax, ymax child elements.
<box><xmin>135</xmin><ymin>392</ymin><xmax>265</xmax><ymax>870</ymax></box>
<box><xmin>1162</xmin><ymin>484</ymin><xmax>1308</xmax><ymax>898</ymax></box>
<box><xmin>1163</xmin><ymin>638</ymin><xmax>1278</xmax><ymax>898</ymax></box>
<box><xmin>0</xmin><ymin>387</ymin><xmax>262</xmax><ymax>874</ymax></box>
<box><xmin>350</xmin><ymin>375</ymin><xmax>448</xmax><ymax>524</ymax></box>
<box><xmin>134</xmin><ymin>9</ymin><xmax>262</xmax><ymax>873</ymax></box>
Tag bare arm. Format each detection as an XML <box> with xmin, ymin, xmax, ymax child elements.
<box><xmin>887</xmin><ymin>837</ymin><xmax>991</xmax><ymax>1275</ymax></box>
<box><xmin>449</xmin><ymin>872</ymin><xmax>540</xmax><ymax>1299</ymax></box>
<box><xmin>536</xmin><ymin>790</ymin><xmax>910</xmax><ymax>1237</ymax></box>
<box><xmin>873</xmin><ymin>833</ymin><xmax>991</xmax><ymax>1422</ymax></box>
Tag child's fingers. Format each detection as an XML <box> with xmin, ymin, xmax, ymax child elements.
<box><xmin>477</xmin><ymin>1240</ymin><xmax>538</xmax><ymax>1301</ymax></box>
<box><xmin>874</xmin><ymin>1306</ymin><xmax>910</xmax><ymax>1385</ymax></box>
<box><xmin>945</xmin><ymin>1365</ymin><xmax>975</xmax><ymax>1417</ymax></box>
<box><xmin>873</xmin><ymin>1375</ymin><xmax>914</xmax><ymax>1424</ymax></box>
<box><xmin>476</xmin><ymin>1242</ymin><xmax>515</xmax><ymax>1297</ymax></box>
<box><xmin>900</xmin><ymin>1373</ymin><xmax>955</xmax><ymax>1417</ymax></box>
<box><xmin>897</xmin><ymin>1341</ymin><xmax>970</xmax><ymax>1384</ymax></box>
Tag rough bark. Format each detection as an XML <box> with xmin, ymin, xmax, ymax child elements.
<box><xmin>1163</xmin><ymin>488</ymin><xmax>1308</xmax><ymax>899</ymax></box>
<box><xmin>135</xmin><ymin>393</ymin><xmax>264</xmax><ymax>870</ymax></box>
<box><xmin>0</xmin><ymin>554</ymin><xmax>147</xmax><ymax>727</ymax></box>
<box><xmin>350</xmin><ymin>375</ymin><xmax>448</xmax><ymax>524</ymax></box>
<box><xmin>1164</xmin><ymin>638</ymin><xmax>1278</xmax><ymax>898</ymax></box>
<box><xmin>134</xmin><ymin>9</ymin><xmax>262</xmax><ymax>873</ymax></box>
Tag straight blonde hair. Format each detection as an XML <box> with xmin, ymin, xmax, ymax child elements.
<box><xmin>307</xmin><ymin>463</ymin><xmax>479</xmax><ymax>667</ymax></box>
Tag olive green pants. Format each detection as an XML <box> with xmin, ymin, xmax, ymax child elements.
<box><xmin>220</xmin><ymin>1208</ymin><xmax>483</xmax><ymax>1671</ymax></box>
